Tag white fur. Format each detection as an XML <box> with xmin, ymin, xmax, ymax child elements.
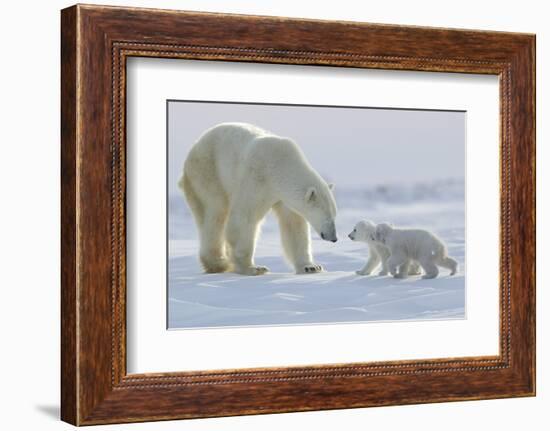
<box><xmin>180</xmin><ymin>123</ymin><xmax>338</xmax><ymax>276</ymax></box>
<box><xmin>374</xmin><ymin>223</ymin><xmax>458</xmax><ymax>279</ymax></box>
<box><xmin>348</xmin><ymin>221</ymin><xmax>421</xmax><ymax>277</ymax></box>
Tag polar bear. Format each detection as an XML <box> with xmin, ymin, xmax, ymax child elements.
<box><xmin>374</xmin><ymin>223</ymin><xmax>458</xmax><ymax>279</ymax></box>
<box><xmin>348</xmin><ymin>220</ymin><xmax>421</xmax><ymax>277</ymax></box>
<box><xmin>179</xmin><ymin>122</ymin><xmax>338</xmax><ymax>276</ymax></box>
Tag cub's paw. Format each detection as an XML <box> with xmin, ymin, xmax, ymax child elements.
<box><xmin>236</xmin><ymin>265</ymin><xmax>270</xmax><ymax>276</ymax></box>
<box><xmin>378</xmin><ymin>270</ymin><xmax>389</xmax><ymax>276</ymax></box>
<box><xmin>355</xmin><ymin>270</ymin><xmax>370</xmax><ymax>276</ymax></box>
<box><xmin>298</xmin><ymin>264</ymin><xmax>323</xmax><ymax>274</ymax></box>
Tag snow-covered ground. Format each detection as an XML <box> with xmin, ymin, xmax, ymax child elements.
<box><xmin>168</xmin><ymin>179</ymin><xmax>465</xmax><ymax>329</ymax></box>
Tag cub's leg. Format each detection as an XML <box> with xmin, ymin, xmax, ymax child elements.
<box><xmin>387</xmin><ymin>252</ymin><xmax>407</xmax><ymax>277</ymax></box>
<box><xmin>376</xmin><ymin>244</ymin><xmax>391</xmax><ymax>276</ymax></box>
<box><xmin>408</xmin><ymin>260</ymin><xmax>422</xmax><ymax>276</ymax></box>
<box><xmin>419</xmin><ymin>257</ymin><xmax>439</xmax><ymax>279</ymax></box>
<box><xmin>226</xmin><ymin>189</ymin><xmax>272</xmax><ymax>276</ymax></box>
<box><xmin>356</xmin><ymin>249</ymin><xmax>380</xmax><ymax>276</ymax></box>
<box><xmin>273</xmin><ymin>201</ymin><xmax>322</xmax><ymax>274</ymax></box>
<box><xmin>394</xmin><ymin>260</ymin><xmax>411</xmax><ymax>279</ymax></box>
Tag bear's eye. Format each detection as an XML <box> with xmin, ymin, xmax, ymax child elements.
<box><xmin>353</xmin><ymin>229</ymin><xmax>356</xmax><ymax>232</ymax></box>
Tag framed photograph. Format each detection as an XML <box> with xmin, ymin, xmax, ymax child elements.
<box><xmin>61</xmin><ymin>4</ymin><xmax>536</xmax><ymax>425</ymax></box>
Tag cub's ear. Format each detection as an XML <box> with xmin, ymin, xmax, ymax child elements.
<box><xmin>305</xmin><ymin>187</ymin><xmax>317</xmax><ymax>204</ymax></box>
<box><xmin>375</xmin><ymin>224</ymin><xmax>387</xmax><ymax>242</ymax></box>
<box><xmin>328</xmin><ymin>183</ymin><xmax>335</xmax><ymax>191</ymax></box>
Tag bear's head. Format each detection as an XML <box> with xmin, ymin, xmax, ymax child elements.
<box><xmin>348</xmin><ymin>220</ymin><xmax>376</xmax><ymax>242</ymax></box>
<box><xmin>300</xmin><ymin>182</ymin><xmax>338</xmax><ymax>242</ymax></box>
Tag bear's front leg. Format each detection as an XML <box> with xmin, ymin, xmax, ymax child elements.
<box><xmin>356</xmin><ymin>253</ymin><xmax>380</xmax><ymax>276</ymax></box>
<box><xmin>376</xmin><ymin>244</ymin><xmax>391</xmax><ymax>276</ymax></box>
<box><xmin>273</xmin><ymin>202</ymin><xmax>323</xmax><ymax>274</ymax></box>
<box><xmin>394</xmin><ymin>260</ymin><xmax>411</xmax><ymax>279</ymax></box>
<box><xmin>407</xmin><ymin>260</ymin><xmax>422</xmax><ymax>276</ymax></box>
<box><xmin>226</xmin><ymin>203</ymin><xmax>270</xmax><ymax>276</ymax></box>
<box><xmin>387</xmin><ymin>253</ymin><xmax>407</xmax><ymax>278</ymax></box>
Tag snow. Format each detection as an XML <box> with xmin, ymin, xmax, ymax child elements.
<box><xmin>168</xmin><ymin>179</ymin><xmax>465</xmax><ymax>329</ymax></box>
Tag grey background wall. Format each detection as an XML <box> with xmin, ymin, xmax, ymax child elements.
<box><xmin>168</xmin><ymin>101</ymin><xmax>465</xmax><ymax>195</ymax></box>
<box><xmin>0</xmin><ymin>1</ymin><xmax>545</xmax><ymax>430</ymax></box>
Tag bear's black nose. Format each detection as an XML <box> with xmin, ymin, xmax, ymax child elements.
<box><xmin>321</xmin><ymin>233</ymin><xmax>325</xmax><ymax>240</ymax></box>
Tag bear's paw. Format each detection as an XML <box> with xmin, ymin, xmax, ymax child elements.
<box><xmin>237</xmin><ymin>265</ymin><xmax>270</xmax><ymax>276</ymax></box>
<box><xmin>298</xmin><ymin>264</ymin><xmax>324</xmax><ymax>274</ymax></box>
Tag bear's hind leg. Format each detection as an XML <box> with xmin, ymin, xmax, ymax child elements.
<box><xmin>180</xmin><ymin>171</ymin><xmax>204</xmax><ymax>227</ymax></box>
<box><xmin>419</xmin><ymin>257</ymin><xmax>439</xmax><ymax>279</ymax></box>
<box><xmin>273</xmin><ymin>202</ymin><xmax>322</xmax><ymax>274</ymax></box>
<box><xmin>199</xmin><ymin>208</ymin><xmax>230</xmax><ymax>273</ymax></box>
<box><xmin>182</xmin><ymin>170</ymin><xmax>230</xmax><ymax>273</ymax></box>
<box><xmin>438</xmin><ymin>256</ymin><xmax>458</xmax><ymax>275</ymax></box>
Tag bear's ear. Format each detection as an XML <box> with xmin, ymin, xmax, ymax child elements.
<box><xmin>328</xmin><ymin>183</ymin><xmax>335</xmax><ymax>191</ymax></box>
<box><xmin>374</xmin><ymin>227</ymin><xmax>384</xmax><ymax>242</ymax></box>
<box><xmin>305</xmin><ymin>187</ymin><xmax>317</xmax><ymax>204</ymax></box>
<box><xmin>376</xmin><ymin>223</ymin><xmax>393</xmax><ymax>242</ymax></box>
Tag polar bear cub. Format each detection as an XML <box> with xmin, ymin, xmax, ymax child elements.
<box><xmin>348</xmin><ymin>220</ymin><xmax>420</xmax><ymax>277</ymax></box>
<box><xmin>374</xmin><ymin>223</ymin><xmax>458</xmax><ymax>279</ymax></box>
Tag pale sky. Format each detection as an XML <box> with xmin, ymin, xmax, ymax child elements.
<box><xmin>168</xmin><ymin>101</ymin><xmax>465</xmax><ymax>196</ymax></box>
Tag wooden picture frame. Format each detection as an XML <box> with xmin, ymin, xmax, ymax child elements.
<box><xmin>61</xmin><ymin>4</ymin><xmax>535</xmax><ymax>425</ymax></box>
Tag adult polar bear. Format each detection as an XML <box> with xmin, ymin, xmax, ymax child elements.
<box><xmin>180</xmin><ymin>123</ymin><xmax>338</xmax><ymax>276</ymax></box>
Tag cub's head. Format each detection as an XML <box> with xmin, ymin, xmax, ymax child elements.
<box><xmin>374</xmin><ymin>223</ymin><xmax>394</xmax><ymax>244</ymax></box>
<box><xmin>348</xmin><ymin>220</ymin><xmax>376</xmax><ymax>242</ymax></box>
<box><xmin>301</xmin><ymin>182</ymin><xmax>338</xmax><ymax>242</ymax></box>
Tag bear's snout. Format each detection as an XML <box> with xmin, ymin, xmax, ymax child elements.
<box><xmin>320</xmin><ymin>220</ymin><xmax>337</xmax><ymax>243</ymax></box>
<box><xmin>322</xmin><ymin>233</ymin><xmax>337</xmax><ymax>242</ymax></box>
